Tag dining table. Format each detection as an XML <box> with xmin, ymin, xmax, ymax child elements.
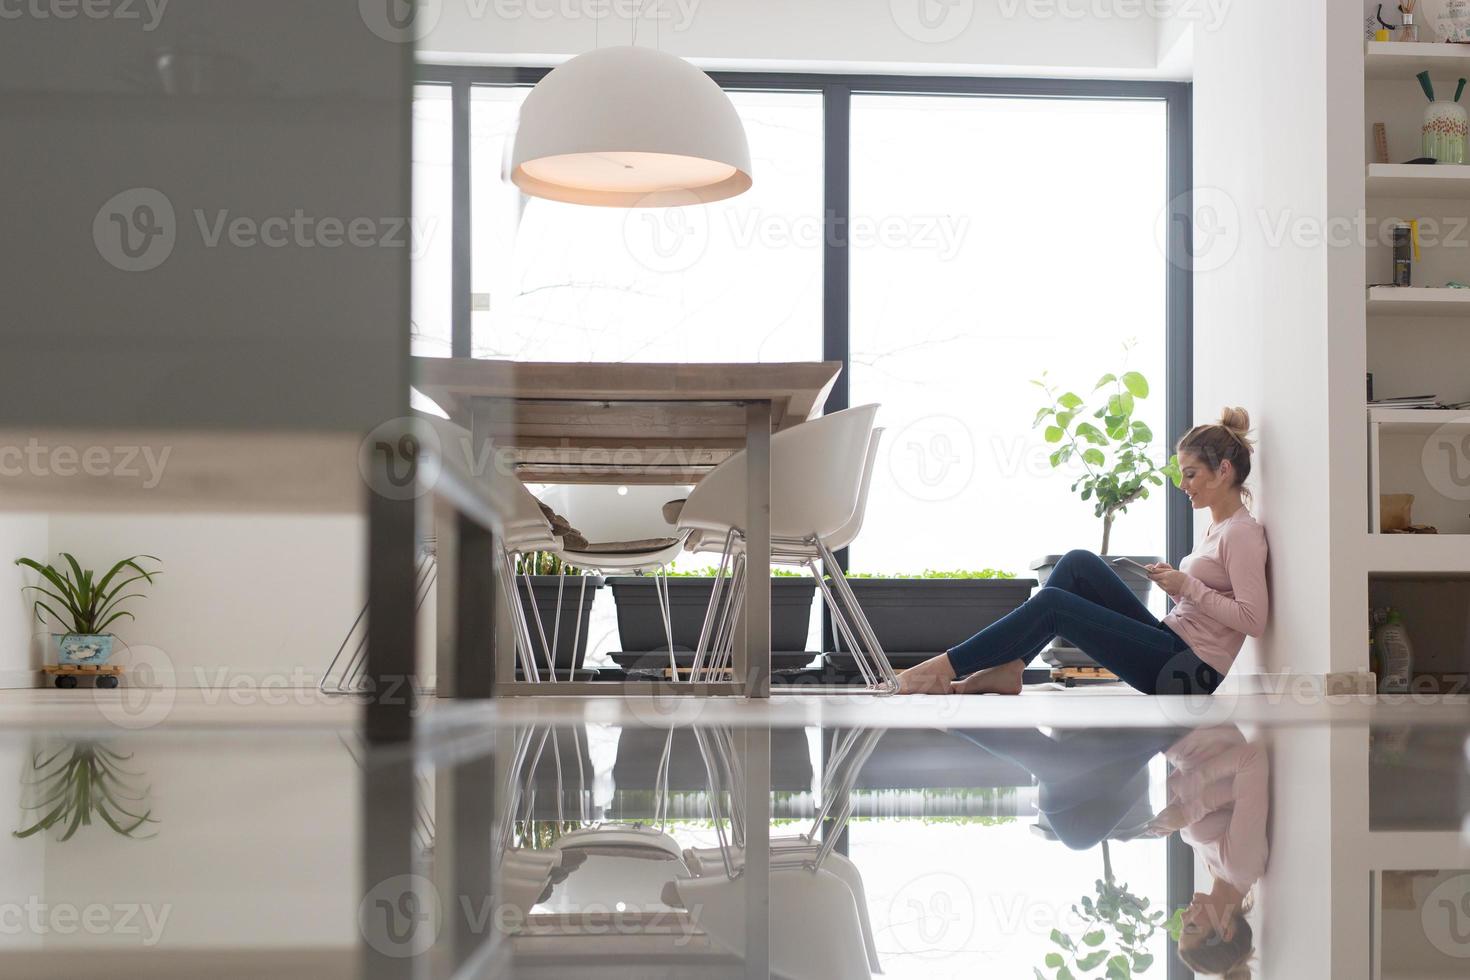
<box><xmin>413</xmin><ymin>356</ymin><xmax>842</xmax><ymax>698</ymax></box>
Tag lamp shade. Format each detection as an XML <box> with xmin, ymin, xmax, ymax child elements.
<box><xmin>510</xmin><ymin>46</ymin><xmax>753</xmax><ymax>208</ymax></box>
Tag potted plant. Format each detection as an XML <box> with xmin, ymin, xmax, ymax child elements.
<box><xmin>513</xmin><ymin>551</ymin><xmax>604</xmax><ymax>678</ymax></box>
<box><xmin>606</xmin><ymin>566</ymin><xmax>817</xmax><ymax>671</ymax></box>
<box><xmin>827</xmin><ymin>569</ymin><xmax>1037</xmax><ymax>671</ymax></box>
<box><xmin>15</xmin><ymin>553</ymin><xmax>159</xmax><ymax>683</ymax></box>
<box><xmin>1031</xmin><ymin>349</ymin><xmax>1181</xmax><ymax>667</ymax></box>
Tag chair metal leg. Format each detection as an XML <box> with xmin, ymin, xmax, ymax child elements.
<box><xmin>567</xmin><ymin>575</ymin><xmax>587</xmax><ymax>683</ymax></box>
<box><xmin>816</xmin><ymin>537</ymin><xmax>899</xmax><ymax>694</ymax></box>
<box><xmin>520</xmin><ymin>566</ymin><xmax>558</xmax><ymax>683</ymax></box>
<box><xmin>653</xmin><ymin>567</ymin><xmax>677</xmax><ymax>678</ymax></box>
<box><xmin>499</xmin><ymin>560</ymin><xmax>540</xmax><ymax>683</ymax></box>
<box><xmin>810</xmin><ymin>558</ymin><xmax>873</xmax><ymax>686</ymax></box>
<box><xmin>691</xmin><ymin>528</ymin><xmax>739</xmax><ymax>682</ymax></box>
<box><xmin>709</xmin><ymin>555</ymin><xmax>746</xmax><ymax>683</ymax></box>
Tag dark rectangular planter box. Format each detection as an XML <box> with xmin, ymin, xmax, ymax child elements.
<box><xmin>607</xmin><ymin>575</ymin><xmax>817</xmax><ymax>653</ymax></box>
<box><xmin>518</xmin><ymin>574</ymin><xmax>604</xmax><ymax>673</ymax></box>
<box><xmin>825</xmin><ymin>578</ymin><xmax>1038</xmax><ymax>659</ymax></box>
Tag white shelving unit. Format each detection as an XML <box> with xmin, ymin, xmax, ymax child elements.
<box><xmin>1363</xmin><ymin>41</ymin><xmax>1470</xmax><ymax>702</ymax></box>
<box><xmin>1366</xmin><ymin>162</ymin><xmax>1470</xmax><ymax>198</ymax></box>
<box><xmin>1365</xmin><ymin>39</ymin><xmax>1470</xmax><ymax>79</ymax></box>
<box><xmin>1366</xmin><ymin>285</ymin><xmax>1470</xmax><ymax>316</ymax></box>
<box><xmin>1366</xmin><ymin>533</ymin><xmax>1470</xmax><ymax>573</ymax></box>
<box><xmin>1368</xmin><ymin>407</ymin><xmax>1470</xmax><ymax>432</ymax></box>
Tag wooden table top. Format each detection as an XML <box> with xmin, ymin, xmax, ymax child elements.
<box><xmin>413</xmin><ymin>358</ymin><xmax>841</xmax><ymax>484</ymax></box>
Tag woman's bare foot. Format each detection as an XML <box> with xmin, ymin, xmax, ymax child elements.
<box><xmin>950</xmin><ymin>659</ymin><xmax>1025</xmax><ymax>695</ymax></box>
<box><xmin>897</xmin><ymin>653</ymin><xmax>957</xmax><ymax>694</ymax></box>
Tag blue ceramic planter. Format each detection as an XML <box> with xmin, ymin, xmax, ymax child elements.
<box><xmin>55</xmin><ymin>633</ymin><xmax>114</xmax><ymax>666</ymax></box>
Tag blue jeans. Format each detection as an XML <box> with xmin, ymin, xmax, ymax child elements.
<box><xmin>945</xmin><ymin>549</ymin><xmax>1222</xmax><ymax>695</ymax></box>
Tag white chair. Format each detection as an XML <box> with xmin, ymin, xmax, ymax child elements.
<box><xmin>536</xmin><ymin>484</ymin><xmax>693</xmax><ymax>679</ymax></box>
<box><xmin>673</xmin><ymin>406</ymin><xmax>896</xmax><ymax>693</ymax></box>
<box><xmin>416</xmin><ymin>414</ymin><xmax>575</xmax><ymax>684</ymax></box>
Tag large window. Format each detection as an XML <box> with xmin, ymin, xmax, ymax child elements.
<box><xmin>848</xmin><ymin>95</ymin><xmax>1170</xmax><ymax>586</ymax></box>
<box><xmin>411</xmin><ymin>71</ymin><xmax>1187</xmax><ymax>585</ymax></box>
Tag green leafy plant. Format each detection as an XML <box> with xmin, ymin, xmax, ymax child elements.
<box><xmin>1033</xmin><ymin>346</ymin><xmax>1182</xmax><ymax>555</ymax></box>
<box><xmin>14</xmin><ymin>554</ymin><xmax>160</xmax><ymax>636</ymax></box>
<box><xmin>515</xmin><ymin>552</ymin><xmax>585</xmax><ymax>576</ymax></box>
<box><xmin>1040</xmin><ymin>841</ymin><xmax>1166</xmax><ymax>980</ymax></box>
<box><xmin>14</xmin><ymin>740</ymin><xmax>157</xmax><ymax>841</ymax></box>
<box><xmin>844</xmin><ymin>569</ymin><xmax>1017</xmax><ymax>580</ymax></box>
<box><xmin>666</xmin><ymin>566</ymin><xmax>803</xmax><ymax>578</ymax></box>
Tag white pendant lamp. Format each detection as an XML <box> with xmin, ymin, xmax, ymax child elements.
<box><xmin>510</xmin><ymin>45</ymin><xmax>753</xmax><ymax>208</ymax></box>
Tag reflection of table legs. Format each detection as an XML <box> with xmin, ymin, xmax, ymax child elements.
<box><xmin>738</xmin><ymin>400</ymin><xmax>772</xmax><ymax>699</ymax></box>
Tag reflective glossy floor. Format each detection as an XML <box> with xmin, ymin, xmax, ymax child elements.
<box><xmin>1</xmin><ymin>693</ymin><xmax>1468</xmax><ymax>979</ymax></box>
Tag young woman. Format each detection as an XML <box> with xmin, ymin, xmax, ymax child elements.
<box><xmin>897</xmin><ymin>407</ymin><xmax>1269</xmax><ymax>696</ymax></box>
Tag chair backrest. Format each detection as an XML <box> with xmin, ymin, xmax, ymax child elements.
<box><xmin>677</xmin><ymin>404</ymin><xmax>878</xmax><ymax>543</ymax></box>
<box><xmin>825</xmin><ymin>426</ymin><xmax>884</xmax><ymax>552</ymax></box>
<box><xmin>537</xmin><ymin>483</ymin><xmax>692</xmax><ymax>543</ymax></box>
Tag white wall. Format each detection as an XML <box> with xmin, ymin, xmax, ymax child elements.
<box><xmin>0</xmin><ymin>516</ymin><xmax>51</xmax><ymax>688</ymax></box>
<box><xmin>35</xmin><ymin>515</ymin><xmax>366</xmax><ymax>689</ymax></box>
<box><xmin>422</xmin><ymin>0</ymin><xmax>1177</xmax><ymax>76</ymax></box>
<box><xmin>1190</xmin><ymin>0</ymin><xmax>1365</xmax><ymax>680</ymax></box>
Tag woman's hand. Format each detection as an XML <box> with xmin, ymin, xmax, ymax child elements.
<box><xmin>1143</xmin><ymin>803</ymin><xmax>1189</xmax><ymax>837</ymax></box>
<box><xmin>1146</xmin><ymin>561</ymin><xmax>1189</xmax><ymax>597</ymax></box>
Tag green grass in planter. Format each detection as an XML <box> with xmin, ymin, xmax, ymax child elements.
<box><xmin>664</xmin><ymin>566</ymin><xmax>804</xmax><ymax>577</ymax></box>
<box><xmin>843</xmin><ymin>569</ymin><xmax>1017</xmax><ymax>580</ymax></box>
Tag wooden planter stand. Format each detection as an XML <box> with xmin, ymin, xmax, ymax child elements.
<box><xmin>43</xmin><ymin>664</ymin><xmax>123</xmax><ymax>689</ymax></box>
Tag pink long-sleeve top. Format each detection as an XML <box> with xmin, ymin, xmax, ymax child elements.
<box><xmin>1161</xmin><ymin>508</ymin><xmax>1269</xmax><ymax>675</ymax></box>
<box><xmin>1165</xmin><ymin>726</ymin><xmax>1269</xmax><ymax>894</ymax></box>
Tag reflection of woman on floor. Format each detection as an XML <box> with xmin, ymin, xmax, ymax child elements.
<box><xmin>898</xmin><ymin>407</ymin><xmax>1269</xmax><ymax>695</ymax></box>
<box><xmin>1146</xmin><ymin>726</ymin><xmax>1269</xmax><ymax>978</ymax></box>
<box><xmin>953</xmin><ymin>727</ymin><xmax>1183</xmax><ymax>849</ymax></box>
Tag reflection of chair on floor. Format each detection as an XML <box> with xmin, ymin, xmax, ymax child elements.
<box><xmin>952</xmin><ymin>728</ymin><xmax>1182</xmax><ymax>849</ymax></box>
<box><xmin>664</xmin><ymin>727</ymin><xmax>885</xmax><ymax>979</ymax></box>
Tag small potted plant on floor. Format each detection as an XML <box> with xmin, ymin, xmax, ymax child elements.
<box><xmin>607</xmin><ymin>566</ymin><xmax>817</xmax><ymax>671</ymax></box>
<box><xmin>14</xmin><ymin>553</ymin><xmax>160</xmax><ymax>687</ymax></box>
<box><xmin>828</xmin><ymin>569</ymin><xmax>1037</xmax><ymax>671</ymax></box>
<box><xmin>514</xmin><ymin>551</ymin><xmax>604</xmax><ymax>678</ymax></box>
<box><xmin>1031</xmin><ymin>348</ymin><xmax>1181</xmax><ymax>666</ymax></box>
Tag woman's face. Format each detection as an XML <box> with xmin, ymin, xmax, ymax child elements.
<box><xmin>1177</xmin><ymin>452</ymin><xmax>1233</xmax><ymax>510</ymax></box>
<box><xmin>1179</xmin><ymin>891</ymin><xmax>1238</xmax><ymax>950</ymax></box>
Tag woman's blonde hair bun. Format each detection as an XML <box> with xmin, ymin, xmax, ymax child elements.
<box><xmin>1218</xmin><ymin>406</ymin><xmax>1254</xmax><ymax>450</ymax></box>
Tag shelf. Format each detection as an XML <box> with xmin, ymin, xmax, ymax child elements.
<box><xmin>1366</xmin><ymin>163</ymin><xmax>1470</xmax><ymax>198</ymax></box>
<box><xmin>1367</xmin><ymin>534</ymin><xmax>1470</xmax><ymax>573</ymax></box>
<box><xmin>1369</xmin><ymin>407</ymin><xmax>1470</xmax><ymax>431</ymax></box>
<box><xmin>1365</xmin><ymin>40</ymin><xmax>1470</xmax><ymax>79</ymax></box>
<box><xmin>1367</xmin><ymin>285</ymin><xmax>1470</xmax><ymax>316</ymax></box>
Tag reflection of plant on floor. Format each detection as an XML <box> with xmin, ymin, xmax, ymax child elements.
<box><xmin>15</xmin><ymin>741</ymin><xmax>157</xmax><ymax>841</ymax></box>
<box><xmin>1039</xmin><ymin>841</ymin><xmax>1164</xmax><ymax>980</ymax></box>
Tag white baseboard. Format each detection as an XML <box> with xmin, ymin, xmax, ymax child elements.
<box><xmin>0</xmin><ymin>669</ymin><xmax>41</xmax><ymax>689</ymax></box>
<box><xmin>1221</xmin><ymin>671</ymin><xmax>1376</xmax><ymax>697</ymax></box>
